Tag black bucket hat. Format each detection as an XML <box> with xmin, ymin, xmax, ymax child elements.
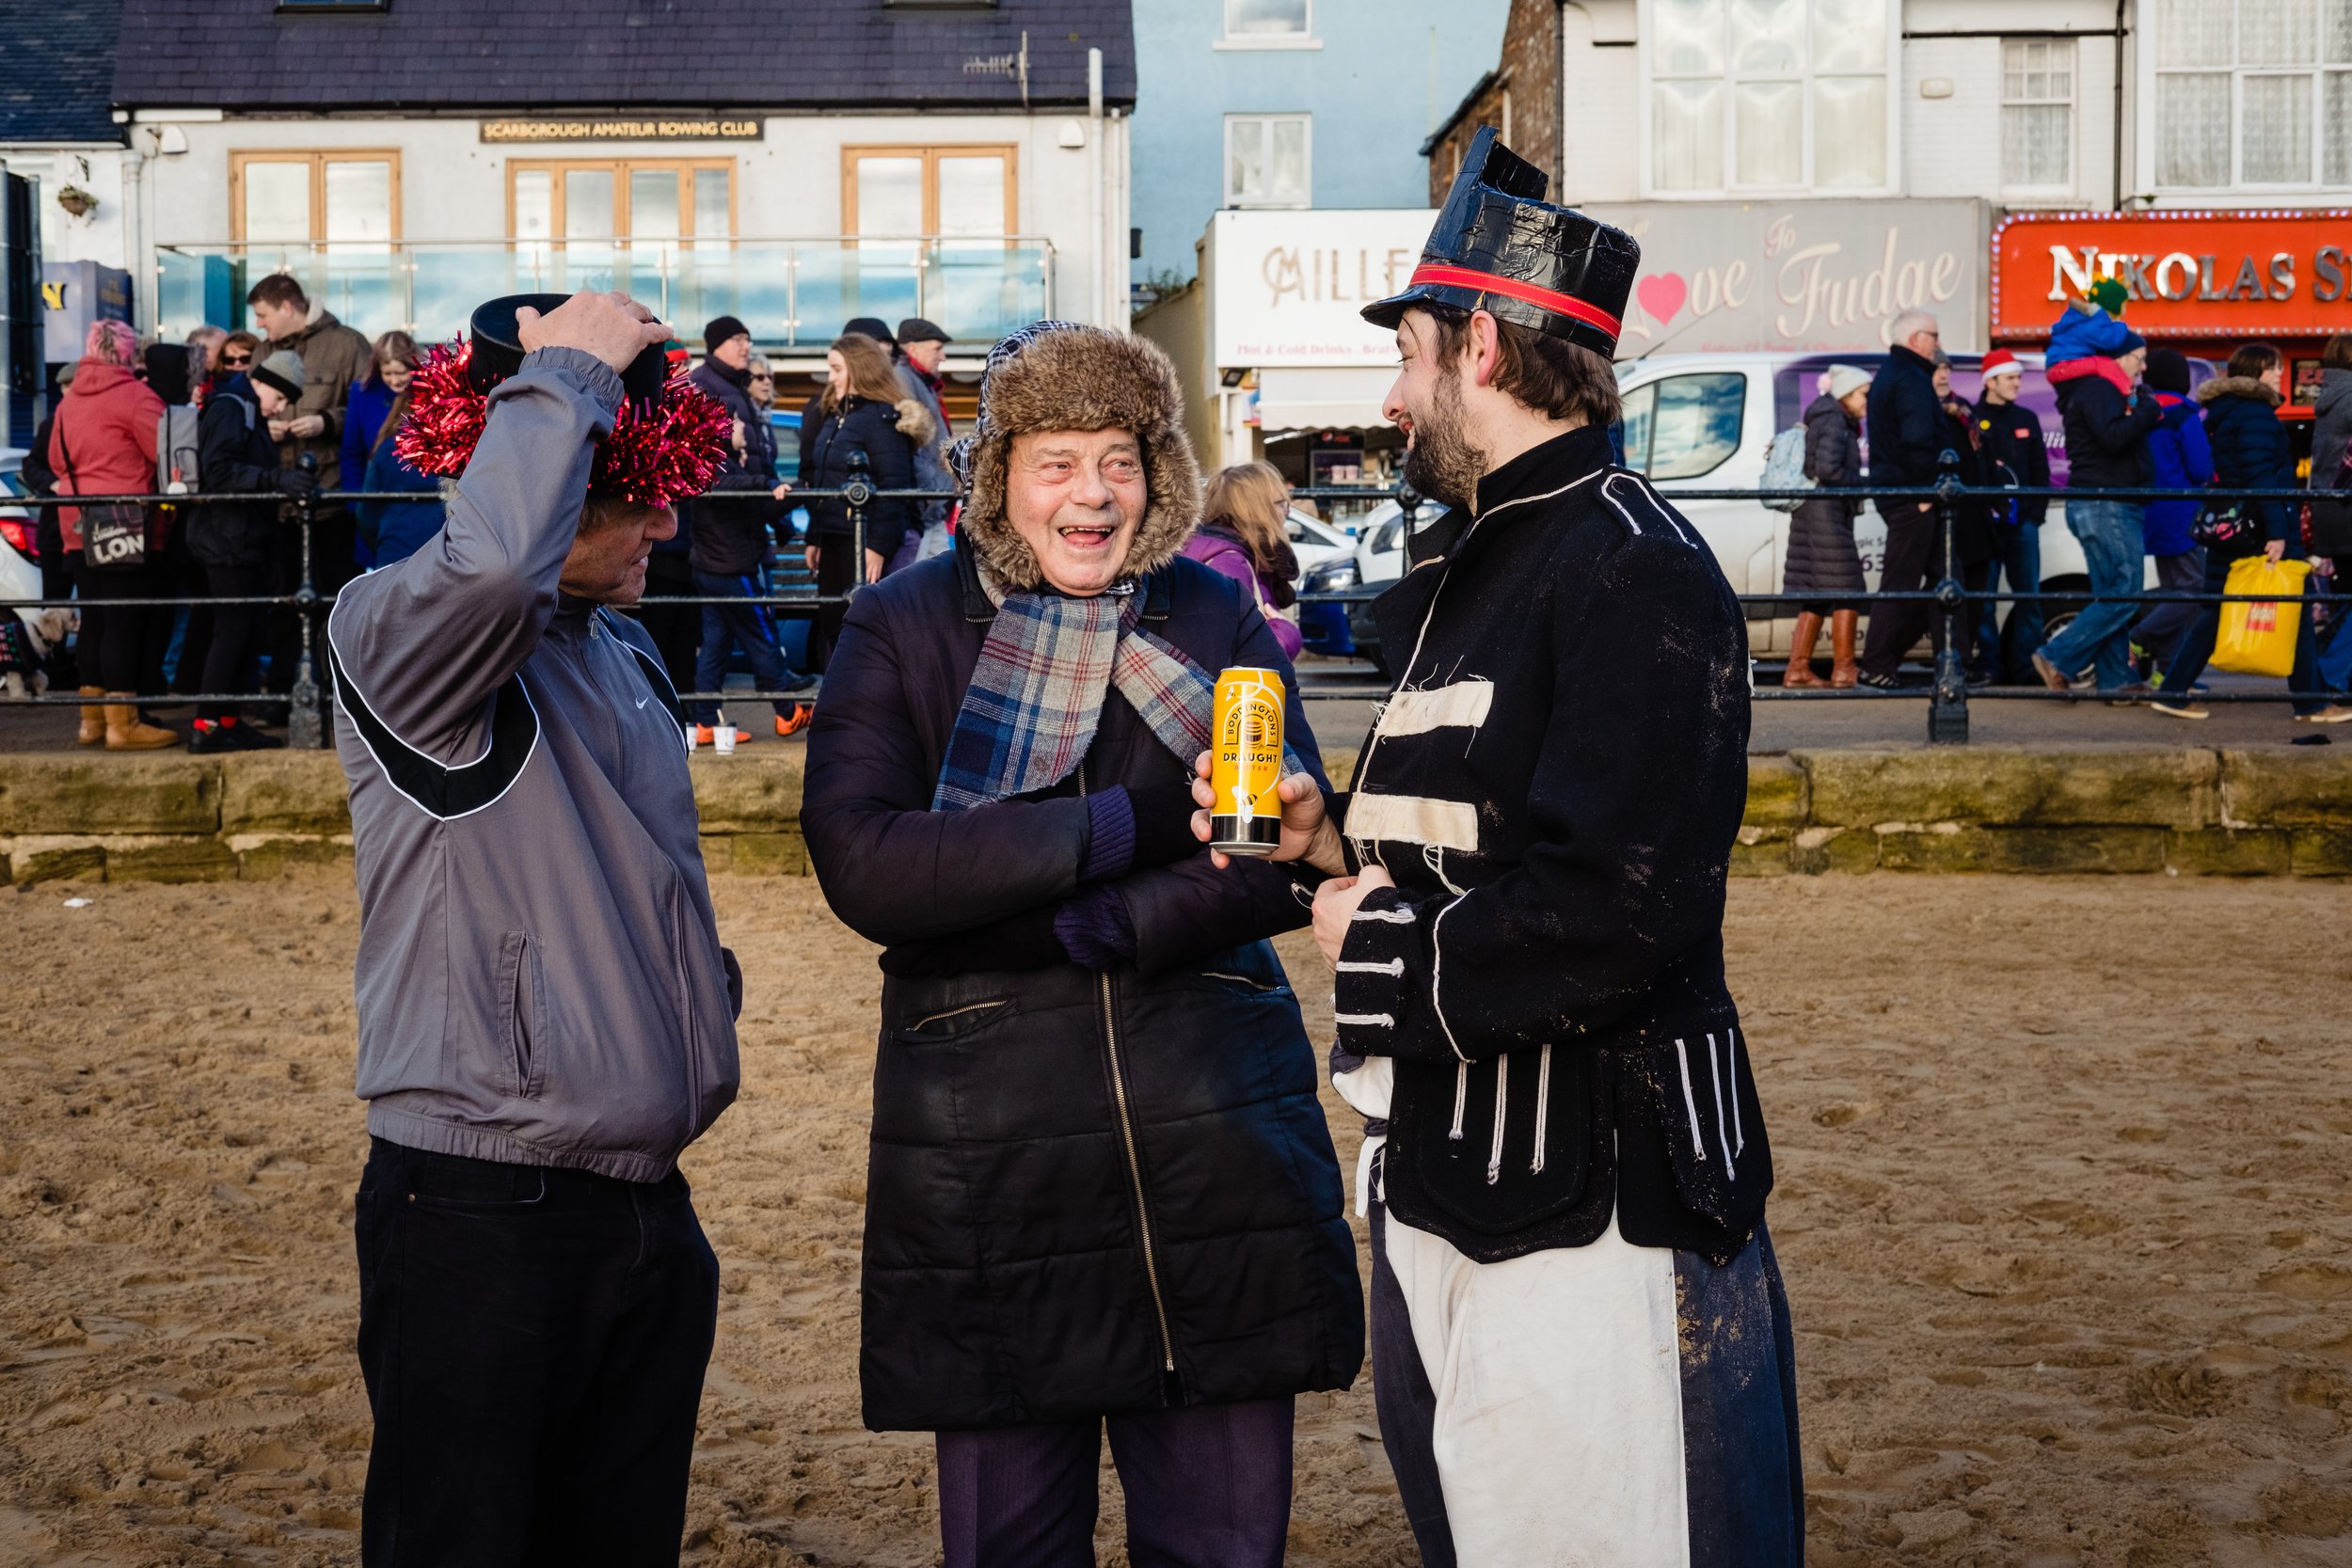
<box><xmin>1361</xmin><ymin>126</ymin><xmax>1641</xmax><ymax>358</ymax></box>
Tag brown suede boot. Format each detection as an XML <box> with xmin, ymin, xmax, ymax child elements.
<box><xmin>1829</xmin><ymin>610</ymin><xmax>1860</xmax><ymax>688</ymax></box>
<box><xmin>77</xmin><ymin>685</ymin><xmax>106</xmax><ymax>746</ymax></box>
<box><xmin>1782</xmin><ymin>611</ymin><xmax>1826</xmax><ymax>688</ymax></box>
<box><xmin>103</xmin><ymin>698</ymin><xmax>180</xmax><ymax>751</ymax></box>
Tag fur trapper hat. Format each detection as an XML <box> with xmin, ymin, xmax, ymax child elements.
<box><xmin>949</xmin><ymin>321</ymin><xmax>1200</xmax><ymax>592</ymax></box>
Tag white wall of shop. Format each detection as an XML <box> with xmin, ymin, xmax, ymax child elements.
<box><xmin>3</xmin><ymin>148</ymin><xmax>131</xmax><ymax>268</ymax></box>
<box><xmin>1560</xmin><ymin>0</ymin><xmax>2136</xmax><ymax>209</ymax></box>
<box><xmin>135</xmin><ymin>110</ymin><xmax>1129</xmax><ymax>327</ymax></box>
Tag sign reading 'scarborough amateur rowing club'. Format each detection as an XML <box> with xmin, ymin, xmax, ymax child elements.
<box><xmin>1991</xmin><ymin>210</ymin><xmax>2352</xmax><ymax>341</ymax></box>
<box><xmin>481</xmin><ymin>119</ymin><xmax>764</xmax><ymax>143</ymax></box>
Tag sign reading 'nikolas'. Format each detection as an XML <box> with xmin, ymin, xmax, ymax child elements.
<box><xmin>1992</xmin><ymin>211</ymin><xmax>2352</xmax><ymax>341</ymax></box>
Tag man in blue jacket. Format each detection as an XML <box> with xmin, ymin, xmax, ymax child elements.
<box><xmin>2033</xmin><ymin>334</ymin><xmax>2162</xmax><ymax>694</ymax></box>
<box><xmin>1855</xmin><ymin>310</ymin><xmax>1949</xmax><ymax>688</ymax></box>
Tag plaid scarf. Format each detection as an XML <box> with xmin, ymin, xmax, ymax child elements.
<box><xmin>933</xmin><ymin>579</ymin><xmax>1218</xmax><ymax>811</ymax></box>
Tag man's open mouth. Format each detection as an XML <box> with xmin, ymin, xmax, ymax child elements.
<box><xmin>1057</xmin><ymin>523</ymin><xmax>1116</xmax><ymax>549</ymax></box>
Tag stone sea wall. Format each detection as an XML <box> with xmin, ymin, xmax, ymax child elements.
<box><xmin>0</xmin><ymin>747</ymin><xmax>2346</xmax><ymax>884</ymax></box>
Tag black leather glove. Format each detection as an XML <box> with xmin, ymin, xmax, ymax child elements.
<box><xmin>274</xmin><ymin>467</ymin><xmax>318</xmax><ymax>499</ymax></box>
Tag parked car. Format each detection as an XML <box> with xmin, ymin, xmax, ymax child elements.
<box><xmin>1301</xmin><ymin>498</ymin><xmax>1454</xmax><ymax>669</ymax></box>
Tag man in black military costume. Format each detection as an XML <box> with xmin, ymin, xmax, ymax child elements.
<box><xmin>1197</xmin><ymin>128</ymin><xmax>1802</xmax><ymax>1567</ymax></box>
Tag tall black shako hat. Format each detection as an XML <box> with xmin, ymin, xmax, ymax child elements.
<box><xmin>1361</xmin><ymin>126</ymin><xmax>1640</xmax><ymax>358</ymax></box>
<box><xmin>467</xmin><ymin>293</ymin><xmax>675</xmax><ymax>402</ymax></box>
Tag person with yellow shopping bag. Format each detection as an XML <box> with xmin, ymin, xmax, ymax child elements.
<box><xmin>2150</xmin><ymin>342</ymin><xmax>2352</xmax><ymax>723</ymax></box>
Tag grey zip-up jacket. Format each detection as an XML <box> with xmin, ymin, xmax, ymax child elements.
<box><xmin>327</xmin><ymin>347</ymin><xmax>741</xmax><ymax>1182</ymax></box>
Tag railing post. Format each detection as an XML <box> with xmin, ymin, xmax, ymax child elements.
<box><xmin>289</xmin><ymin>459</ymin><xmax>325</xmax><ymax>750</ymax></box>
<box><xmin>844</xmin><ymin>448</ymin><xmax>873</xmax><ymax>603</ymax></box>
<box><xmin>1928</xmin><ymin>450</ymin><xmax>1969</xmax><ymax>745</ymax></box>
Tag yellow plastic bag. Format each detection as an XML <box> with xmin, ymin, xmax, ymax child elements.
<box><xmin>2211</xmin><ymin>556</ymin><xmax>2312</xmax><ymax>677</ymax></box>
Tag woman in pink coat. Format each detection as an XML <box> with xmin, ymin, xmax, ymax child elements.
<box><xmin>1180</xmin><ymin>461</ymin><xmax>1304</xmax><ymax>660</ymax></box>
<box><xmin>49</xmin><ymin>319</ymin><xmax>173</xmax><ymax>748</ymax></box>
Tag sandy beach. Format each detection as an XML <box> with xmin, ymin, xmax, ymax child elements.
<box><xmin>2</xmin><ymin>870</ymin><xmax>2347</xmax><ymax>1567</ymax></box>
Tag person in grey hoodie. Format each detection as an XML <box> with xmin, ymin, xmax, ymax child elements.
<box><xmin>326</xmin><ymin>290</ymin><xmax>743</xmax><ymax>1566</ymax></box>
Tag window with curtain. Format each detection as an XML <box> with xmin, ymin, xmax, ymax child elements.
<box><xmin>2153</xmin><ymin>0</ymin><xmax>2352</xmax><ymax>188</ymax></box>
<box><xmin>1225</xmin><ymin>115</ymin><xmax>1311</xmax><ymax>206</ymax></box>
<box><xmin>2002</xmin><ymin>39</ymin><xmax>2076</xmax><ymax>189</ymax></box>
<box><xmin>1645</xmin><ymin>0</ymin><xmax>1891</xmax><ymax>194</ymax></box>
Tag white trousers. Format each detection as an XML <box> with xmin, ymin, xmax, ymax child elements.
<box><xmin>1384</xmin><ymin>1207</ymin><xmax>1691</xmax><ymax>1568</ymax></box>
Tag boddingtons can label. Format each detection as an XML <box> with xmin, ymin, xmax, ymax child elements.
<box><xmin>1211</xmin><ymin>667</ymin><xmax>1284</xmax><ymax>856</ymax></box>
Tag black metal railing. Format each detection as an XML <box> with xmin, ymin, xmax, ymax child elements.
<box><xmin>5</xmin><ymin>451</ymin><xmax>2348</xmax><ymax>747</ymax></box>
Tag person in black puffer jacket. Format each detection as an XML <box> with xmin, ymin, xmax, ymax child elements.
<box><xmin>2152</xmin><ymin>341</ymin><xmax>2350</xmax><ymax>721</ymax></box>
<box><xmin>1782</xmin><ymin>364</ymin><xmax>1870</xmax><ymax>688</ymax></box>
<box><xmin>187</xmin><ymin>361</ymin><xmax>314</xmax><ymax>751</ymax></box>
<box><xmin>1856</xmin><ymin>312</ymin><xmax>1950</xmax><ymax>686</ymax></box>
<box><xmin>795</xmin><ymin>332</ymin><xmax>928</xmax><ymax>668</ymax></box>
<box><xmin>681</xmin><ymin>316</ymin><xmax>813</xmax><ymax>743</ymax></box>
<box><xmin>803</xmin><ymin>322</ymin><xmax>1359</xmax><ymax>1564</ymax></box>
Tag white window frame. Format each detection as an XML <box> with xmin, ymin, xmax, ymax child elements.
<box><xmin>1223</xmin><ymin>114</ymin><xmax>1313</xmax><ymax>208</ymax></box>
<box><xmin>1216</xmin><ymin>0</ymin><xmax>1320</xmax><ymax>51</ymax></box>
<box><xmin>1634</xmin><ymin>0</ymin><xmax>1902</xmax><ymax>199</ymax></box>
<box><xmin>2000</xmin><ymin>38</ymin><xmax>2079</xmax><ymax>197</ymax></box>
<box><xmin>2137</xmin><ymin>0</ymin><xmax>2352</xmax><ymax>197</ymax></box>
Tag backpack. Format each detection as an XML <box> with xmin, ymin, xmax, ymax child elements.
<box><xmin>1761</xmin><ymin>424</ymin><xmax>1813</xmax><ymax>512</ymax></box>
<box><xmin>156</xmin><ymin>404</ymin><xmax>201</xmax><ymax>494</ymax></box>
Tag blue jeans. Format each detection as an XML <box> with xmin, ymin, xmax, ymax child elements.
<box><xmin>1971</xmin><ymin>516</ymin><xmax>2044</xmax><ymax>682</ymax></box>
<box><xmin>690</xmin><ymin>568</ymin><xmax>804</xmax><ymax>723</ymax></box>
<box><xmin>2157</xmin><ymin>549</ymin><xmax>2329</xmax><ymax>715</ymax></box>
<box><xmin>2039</xmin><ymin>500</ymin><xmax>2145</xmax><ymax>690</ymax></box>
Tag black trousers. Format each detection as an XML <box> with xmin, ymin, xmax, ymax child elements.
<box><xmin>627</xmin><ymin>552</ymin><xmax>703</xmax><ymax>699</ymax></box>
<box><xmin>1859</xmin><ymin>501</ymin><xmax>1953</xmax><ymax>678</ymax></box>
<box><xmin>811</xmin><ymin>537</ymin><xmax>857</xmax><ymax>672</ymax></box>
<box><xmin>353</xmin><ymin>1137</ymin><xmax>719</xmax><ymax>1568</ymax></box>
<box><xmin>199</xmin><ymin>562</ymin><xmax>273</xmax><ymax>722</ymax></box>
<box><xmin>267</xmin><ymin>509</ymin><xmax>357</xmax><ymax>696</ymax></box>
<box><xmin>934</xmin><ymin>1397</ymin><xmax>1295</xmax><ymax>1568</ymax></box>
<box><xmin>69</xmin><ymin>553</ymin><xmax>151</xmax><ymax>692</ymax></box>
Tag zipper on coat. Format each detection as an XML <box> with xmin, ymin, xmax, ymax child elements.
<box><xmin>1081</xmin><ymin>762</ymin><xmax>1178</xmax><ymax>1375</ymax></box>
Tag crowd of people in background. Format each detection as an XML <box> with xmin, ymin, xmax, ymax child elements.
<box><xmin>13</xmin><ymin>282</ymin><xmax>2352</xmax><ymax>753</ymax></box>
<box><xmin>1779</xmin><ymin>309</ymin><xmax>2352</xmax><ymax>725</ymax></box>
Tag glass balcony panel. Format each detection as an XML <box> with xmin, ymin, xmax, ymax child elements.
<box><xmin>156</xmin><ymin>238</ymin><xmax>1051</xmax><ymax>351</ymax></box>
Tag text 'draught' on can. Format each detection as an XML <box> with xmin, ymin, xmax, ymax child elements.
<box><xmin>1211</xmin><ymin>667</ymin><xmax>1284</xmax><ymax>857</ymax></box>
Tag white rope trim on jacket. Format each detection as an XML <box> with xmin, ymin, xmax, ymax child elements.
<box><xmin>1334</xmin><ymin>1012</ymin><xmax>1395</xmax><ymax>1029</ymax></box>
<box><xmin>1673</xmin><ymin>1037</ymin><xmax>1708</xmax><ymax>1163</ymax></box>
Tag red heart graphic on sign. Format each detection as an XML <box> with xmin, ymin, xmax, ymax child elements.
<box><xmin>1636</xmin><ymin>273</ymin><xmax>1687</xmax><ymax>325</ymax></box>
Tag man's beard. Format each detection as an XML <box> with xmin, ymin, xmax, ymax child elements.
<box><xmin>1400</xmin><ymin>366</ymin><xmax>1485</xmax><ymax>512</ymax></box>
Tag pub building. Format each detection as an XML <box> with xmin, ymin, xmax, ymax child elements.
<box><xmin>1992</xmin><ymin>211</ymin><xmax>2352</xmax><ymax>433</ymax></box>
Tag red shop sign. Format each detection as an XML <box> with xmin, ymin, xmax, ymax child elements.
<box><xmin>1991</xmin><ymin>209</ymin><xmax>2352</xmax><ymax>341</ymax></box>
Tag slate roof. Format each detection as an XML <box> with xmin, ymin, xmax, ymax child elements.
<box><xmin>0</xmin><ymin>0</ymin><xmax>127</xmax><ymax>143</ymax></box>
<box><xmin>113</xmin><ymin>0</ymin><xmax>1135</xmax><ymax>112</ymax></box>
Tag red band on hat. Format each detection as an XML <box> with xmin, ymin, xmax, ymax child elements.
<box><xmin>1407</xmin><ymin>263</ymin><xmax>1622</xmax><ymax>339</ymax></box>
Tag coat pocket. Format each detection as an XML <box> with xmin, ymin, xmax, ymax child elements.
<box><xmin>494</xmin><ymin>931</ymin><xmax>548</xmax><ymax>1101</ymax></box>
<box><xmin>1645</xmin><ymin>1026</ymin><xmax>1768</xmax><ymax>1226</ymax></box>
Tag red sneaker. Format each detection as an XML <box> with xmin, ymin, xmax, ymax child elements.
<box><xmin>775</xmin><ymin>704</ymin><xmax>815</xmax><ymax>738</ymax></box>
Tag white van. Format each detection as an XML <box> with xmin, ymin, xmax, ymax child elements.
<box><xmin>1614</xmin><ymin>351</ymin><xmax>2114</xmax><ymax>655</ymax></box>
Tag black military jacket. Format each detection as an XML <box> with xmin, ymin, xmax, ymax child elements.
<box><xmin>1333</xmin><ymin>426</ymin><xmax>1772</xmax><ymax>1263</ymax></box>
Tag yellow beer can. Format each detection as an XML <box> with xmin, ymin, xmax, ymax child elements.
<box><xmin>1211</xmin><ymin>667</ymin><xmax>1285</xmax><ymax>856</ymax></box>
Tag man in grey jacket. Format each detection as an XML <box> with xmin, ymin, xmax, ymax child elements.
<box><xmin>327</xmin><ymin>290</ymin><xmax>742</xmax><ymax>1567</ymax></box>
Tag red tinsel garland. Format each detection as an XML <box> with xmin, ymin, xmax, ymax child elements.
<box><xmin>397</xmin><ymin>342</ymin><xmax>732</xmax><ymax>508</ymax></box>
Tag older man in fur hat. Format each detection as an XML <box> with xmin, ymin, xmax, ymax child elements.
<box><xmin>803</xmin><ymin>322</ymin><xmax>1362</xmax><ymax>1567</ymax></box>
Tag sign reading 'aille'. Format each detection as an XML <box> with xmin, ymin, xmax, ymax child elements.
<box><xmin>1992</xmin><ymin>211</ymin><xmax>2352</xmax><ymax>341</ymax></box>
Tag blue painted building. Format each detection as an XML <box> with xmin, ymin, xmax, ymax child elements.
<box><xmin>1127</xmin><ymin>0</ymin><xmax>1509</xmax><ymax>295</ymax></box>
